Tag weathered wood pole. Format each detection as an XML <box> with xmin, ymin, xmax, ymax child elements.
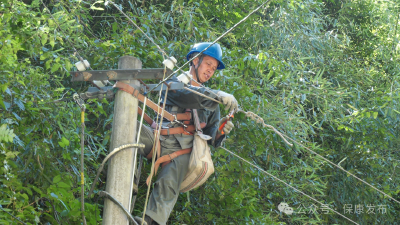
<box><xmin>102</xmin><ymin>56</ymin><xmax>141</xmax><ymax>225</ymax></box>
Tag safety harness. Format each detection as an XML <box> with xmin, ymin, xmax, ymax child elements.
<box><xmin>114</xmin><ymin>81</ymin><xmax>206</xmax><ymax>178</ymax></box>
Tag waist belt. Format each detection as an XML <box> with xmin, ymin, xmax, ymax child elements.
<box><xmin>138</xmin><ymin>106</ymin><xmax>192</xmax><ymax>128</ymax></box>
<box><xmin>159</xmin><ymin>123</ymin><xmax>206</xmax><ymax>136</ymax></box>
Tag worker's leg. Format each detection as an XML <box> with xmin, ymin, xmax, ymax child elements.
<box><xmin>145</xmin><ymin>154</ymin><xmax>190</xmax><ymax>225</ymax></box>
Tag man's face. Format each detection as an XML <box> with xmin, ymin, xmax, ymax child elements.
<box><xmin>193</xmin><ymin>55</ymin><xmax>219</xmax><ymax>83</ymax></box>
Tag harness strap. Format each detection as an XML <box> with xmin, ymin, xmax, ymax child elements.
<box><xmin>146</xmin><ymin>148</ymin><xmax>192</xmax><ymax>186</ymax></box>
<box><xmin>138</xmin><ymin>107</ymin><xmax>156</xmax><ymax>128</ymax></box>
<box><xmin>160</xmin><ymin>104</ymin><xmax>192</xmax><ymax>121</ymax></box>
<box><xmin>159</xmin><ymin>123</ymin><xmax>206</xmax><ymax>136</ymax></box>
<box><xmin>137</xmin><ymin>107</ymin><xmax>192</xmax><ymax>127</ymax></box>
<box><xmin>114</xmin><ymin>81</ymin><xmax>176</xmax><ymax>121</ymax></box>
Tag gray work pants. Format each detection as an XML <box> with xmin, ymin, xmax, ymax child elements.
<box><xmin>145</xmin><ymin>153</ymin><xmax>190</xmax><ymax>225</ymax></box>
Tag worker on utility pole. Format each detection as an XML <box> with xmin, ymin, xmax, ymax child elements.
<box><xmin>135</xmin><ymin>42</ymin><xmax>238</xmax><ymax>225</ymax></box>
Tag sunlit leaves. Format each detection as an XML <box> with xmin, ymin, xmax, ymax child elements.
<box><xmin>0</xmin><ymin>124</ymin><xmax>16</xmax><ymax>143</ymax></box>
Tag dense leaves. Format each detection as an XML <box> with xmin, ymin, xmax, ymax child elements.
<box><xmin>1</xmin><ymin>0</ymin><xmax>399</xmax><ymax>224</ymax></box>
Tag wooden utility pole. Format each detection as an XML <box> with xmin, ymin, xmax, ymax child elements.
<box><xmin>102</xmin><ymin>56</ymin><xmax>141</xmax><ymax>225</ymax></box>
<box><xmin>70</xmin><ymin>56</ymin><xmax>182</xmax><ymax>223</ymax></box>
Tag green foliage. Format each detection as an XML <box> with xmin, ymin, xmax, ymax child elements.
<box><xmin>0</xmin><ymin>124</ymin><xmax>16</xmax><ymax>143</ymax></box>
<box><xmin>1</xmin><ymin>0</ymin><xmax>400</xmax><ymax>224</ymax></box>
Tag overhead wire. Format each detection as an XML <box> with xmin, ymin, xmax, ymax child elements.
<box><xmin>40</xmin><ymin>0</ymin><xmax>90</xmax><ymax>70</ymax></box>
<box><xmin>105</xmin><ymin>0</ymin><xmax>227</xmax><ymax>98</ymax></box>
<box><xmin>219</xmin><ymin>146</ymin><xmax>359</xmax><ymax>225</ymax></box>
<box><xmin>103</xmin><ymin>0</ymin><xmax>400</xmax><ymax>216</ymax></box>
<box><xmin>280</xmin><ymin>132</ymin><xmax>400</xmax><ymax>204</ymax></box>
<box><xmin>46</xmin><ymin>0</ymin><xmax>398</xmax><ymax>221</ymax></box>
<box><xmin>240</xmin><ymin>109</ymin><xmax>400</xmax><ymax>204</ymax></box>
<box><xmin>148</xmin><ymin>0</ymin><xmax>273</xmax><ymax>92</ymax></box>
<box><xmin>105</xmin><ymin>0</ymin><xmax>170</xmax><ymax>59</ymax></box>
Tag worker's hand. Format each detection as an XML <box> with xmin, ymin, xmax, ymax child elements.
<box><xmin>217</xmin><ymin>91</ymin><xmax>238</xmax><ymax>112</ymax></box>
<box><xmin>218</xmin><ymin>116</ymin><xmax>234</xmax><ymax>135</ymax></box>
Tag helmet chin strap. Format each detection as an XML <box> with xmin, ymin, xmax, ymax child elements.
<box><xmin>194</xmin><ymin>55</ymin><xmax>204</xmax><ymax>84</ymax></box>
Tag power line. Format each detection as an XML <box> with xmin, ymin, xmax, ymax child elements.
<box><xmin>103</xmin><ymin>0</ymin><xmax>400</xmax><ymax>209</ymax></box>
<box><xmin>149</xmin><ymin>0</ymin><xmax>273</xmax><ymax>92</ymax></box>
<box><xmin>241</xmin><ymin>109</ymin><xmax>400</xmax><ymax>205</ymax></box>
<box><xmin>281</xmin><ymin>132</ymin><xmax>400</xmax><ymax>204</ymax></box>
<box><xmin>105</xmin><ymin>0</ymin><xmax>169</xmax><ymax>59</ymax></box>
<box><xmin>105</xmin><ymin>0</ymin><xmax>270</xmax><ymax>98</ymax></box>
<box><xmin>219</xmin><ymin>146</ymin><xmax>359</xmax><ymax>225</ymax></box>
<box><xmin>40</xmin><ymin>0</ymin><xmax>90</xmax><ymax>70</ymax></box>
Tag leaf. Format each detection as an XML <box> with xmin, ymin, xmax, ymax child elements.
<box><xmin>21</xmin><ymin>193</ymin><xmax>28</xmax><ymax>200</ymax></box>
<box><xmin>50</xmin><ymin>193</ymin><xmax>59</xmax><ymax>199</ymax></box>
<box><xmin>5</xmin><ymin>151</ymin><xmax>19</xmax><ymax>159</ymax></box>
<box><xmin>14</xmin><ymin>98</ymin><xmax>25</xmax><ymax>111</ymax></box>
<box><xmin>41</xmin><ymin>34</ymin><xmax>48</xmax><ymax>45</ymax></box>
<box><xmin>373</xmin><ymin>111</ymin><xmax>378</xmax><ymax>119</ymax></box>
<box><xmin>32</xmin><ymin>186</ymin><xmax>42</xmax><ymax>195</ymax></box>
<box><xmin>57</xmin><ymin>182</ymin><xmax>70</xmax><ymax>188</ymax></box>
<box><xmin>51</xmin><ymin>63</ymin><xmax>60</xmax><ymax>73</ymax></box>
<box><xmin>49</xmin><ymin>36</ymin><xmax>55</xmax><ymax>48</ymax></box>
<box><xmin>58</xmin><ymin>140</ymin><xmax>65</xmax><ymax>148</ymax></box>
<box><xmin>24</xmin><ymin>187</ymin><xmax>33</xmax><ymax>196</ymax></box>
<box><xmin>1</xmin><ymin>84</ymin><xmax>8</xmax><ymax>93</ymax></box>
<box><xmin>0</xmin><ymin>124</ymin><xmax>16</xmax><ymax>143</ymax></box>
<box><xmin>62</xmin><ymin>137</ymin><xmax>70</xmax><ymax>146</ymax></box>
<box><xmin>53</xmin><ymin>175</ymin><xmax>61</xmax><ymax>183</ymax></box>
<box><xmin>90</xmin><ymin>6</ymin><xmax>104</xmax><ymax>10</ymax></box>
<box><xmin>0</xmin><ymin>99</ymin><xmax>5</xmax><ymax>110</ymax></box>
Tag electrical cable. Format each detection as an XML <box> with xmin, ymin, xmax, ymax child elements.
<box><xmin>40</xmin><ymin>0</ymin><xmax>90</xmax><ymax>70</ymax></box>
<box><xmin>44</xmin><ymin>0</ymin><xmax>398</xmax><ymax>220</ymax></box>
<box><xmin>240</xmin><ymin>109</ymin><xmax>400</xmax><ymax>205</ymax></box>
<box><xmin>87</xmin><ymin>143</ymin><xmax>145</xmax><ymax>197</ymax></box>
<box><xmin>147</xmin><ymin>0</ymin><xmax>272</xmax><ymax>92</ymax></box>
<box><xmin>219</xmin><ymin>146</ymin><xmax>359</xmax><ymax>225</ymax></box>
<box><xmin>98</xmin><ymin>191</ymin><xmax>138</xmax><ymax>225</ymax></box>
<box><xmin>280</xmin><ymin>132</ymin><xmax>400</xmax><ymax>204</ymax></box>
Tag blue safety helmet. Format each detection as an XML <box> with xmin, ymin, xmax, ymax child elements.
<box><xmin>186</xmin><ymin>42</ymin><xmax>225</xmax><ymax>70</ymax></box>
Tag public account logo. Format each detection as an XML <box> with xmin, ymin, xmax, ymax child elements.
<box><xmin>278</xmin><ymin>202</ymin><xmax>294</xmax><ymax>215</ymax></box>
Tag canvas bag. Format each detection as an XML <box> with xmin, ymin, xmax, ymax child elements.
<box><xmin>180</xmin><ymin>109</ymin><xmax>215</xmax><ymax>193</ymax></box>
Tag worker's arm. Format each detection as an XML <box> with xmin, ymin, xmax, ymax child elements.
<box><xmin>161</xmin><ymin>76</ymin><xmax>220</xmax><ymax>111</ymax></box>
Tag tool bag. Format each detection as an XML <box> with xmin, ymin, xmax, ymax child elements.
<box><xmin>180</xmin><ymin>109</ymin><xmax>215</xmax><ymax>193</ymax></box>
